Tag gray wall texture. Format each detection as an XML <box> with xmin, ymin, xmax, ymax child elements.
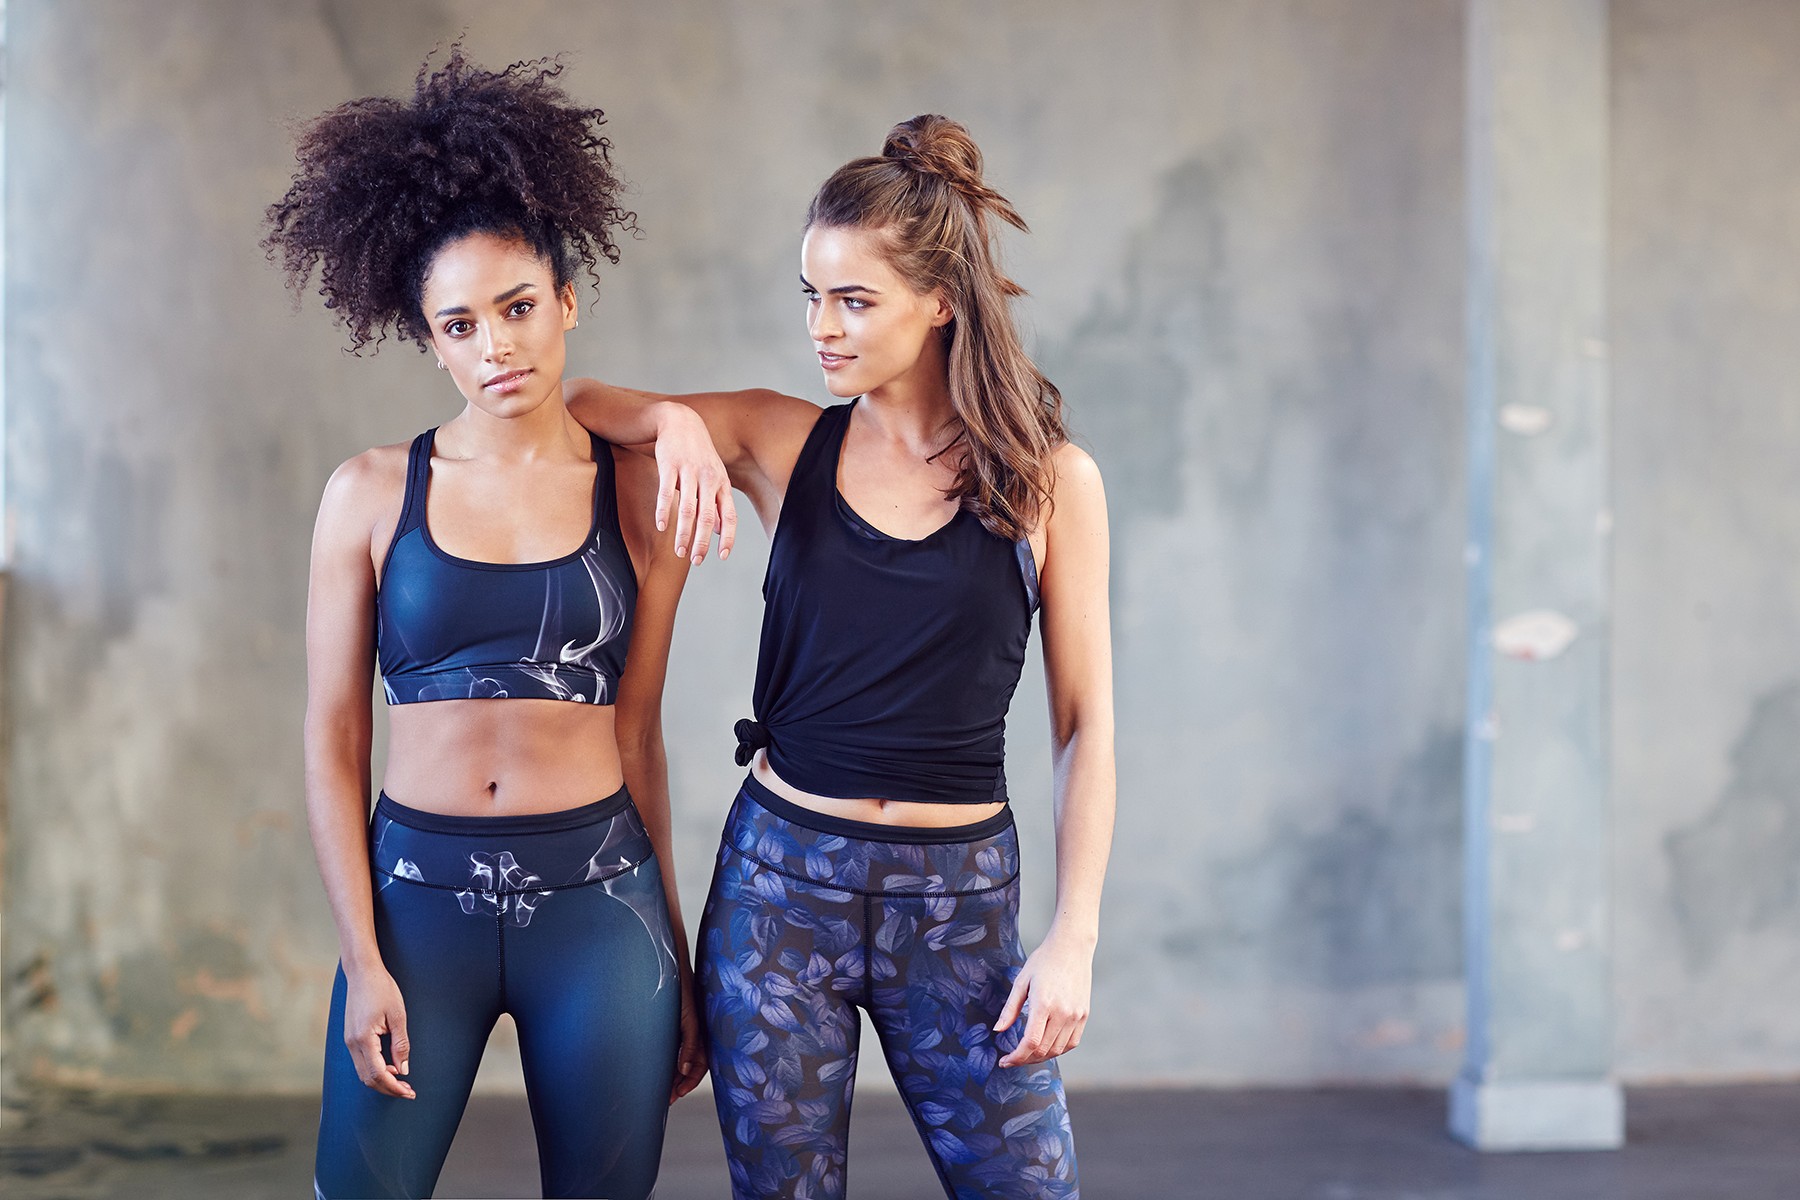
<box><xmin>1</xmin><ymin>0</ymin><xmax>1794</xmax><ymax>1092</ymax></box>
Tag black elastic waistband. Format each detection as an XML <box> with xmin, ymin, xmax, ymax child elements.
<box><xmin>374</xmin><ymin>784</ymin><xmax>630</xmax><ymax>836</ymax></box>
<box><xmin>739</xmin><ymin>773</ymin><xmax>1013</xmax><ymax>845</ymax></box>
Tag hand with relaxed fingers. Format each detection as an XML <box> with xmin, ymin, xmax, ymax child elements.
<box><xmin>992</xmin><ymin>927</ymin><xmax>1096</xmax><ymax>1068</ymax></box>
<box><xmin>671</xmin><ymin>966</ymin><xmax>709</xmax><ymax>1102</ymax></box>
<box><xmin>648</xmin><ymin>401</ymin><xmax>736</xmax><ymax>564</ymax></box>
<box><xmin>343</xmin><ymin>964</ymin><xmax>415</xmax><ymax>1099</ymax></box>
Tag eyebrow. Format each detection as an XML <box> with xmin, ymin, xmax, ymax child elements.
<box><xmin>433</xmin><ymin>282</ymin><xmax>538</xmax><ymax>319</ymax></box>
<box><xmin>799</xmin><ymin>274</ymin><xmax>881</xmax><ymax>296</ymax></box>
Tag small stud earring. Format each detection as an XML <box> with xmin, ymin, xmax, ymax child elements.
<box><xmin>435</xmin><ymin>360</ymin><xmax>446</xmax><ymax>370</ymax></box>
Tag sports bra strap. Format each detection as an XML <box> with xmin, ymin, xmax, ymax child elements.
<box><xmin>394</xmin><ymin>428</ymin><xmax>436</xmax><ymax>537</ymax></box>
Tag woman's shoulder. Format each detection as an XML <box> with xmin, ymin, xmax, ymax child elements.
<box><xmin>317</xmin><ymin>439</ymin><xmax>412</xmax><ymax>522</ymax></box>
<box><xmin>1049</xmin><ymin>440</ymin><xmax>1103</xmax><ymax>498</ymax></box>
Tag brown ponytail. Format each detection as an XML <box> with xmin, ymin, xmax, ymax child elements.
<box><xmin>806</xmin><ymin>115</ymin><xmax>1065</xmax><ymax>542</ymax></box>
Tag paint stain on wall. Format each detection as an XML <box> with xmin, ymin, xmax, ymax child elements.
<box><xmin>1665</xmin><ymin>680</ymin><xmax>1800</xmax><ymax>971</ymax></box>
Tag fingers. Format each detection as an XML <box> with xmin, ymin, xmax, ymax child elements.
<box><xmin>655</xmin><ymin>464</ymin><xmax>674</xmax><ymax>534</ymax></box>
<box><xmin>671</xmin><ymin>1042</ymin><xmax>709</xmax><ymax>1102</ymax></box>
<box><xmin>999</xmin><ymin>997</ymin><xmax>1089</xmax><ymax>1068</ymax></box>
<box><xmin>999</xmin><ymin>999</ymin><xmax>1052</xmax><ymax>1069</ymax></box>
<box><xmin>673</xmin><ymin>484</ymin><xmax>699</xmax><ymax>559</ymax></box>
<box><xmin>993</xmin><ymin>974</ymin><xmax>1028</xmax><ymax>1033</ymax></box>
<box><xmin>350</xmin><ymin>1028</ymin><xmax>414</xmax><ymax>1099</ymax></box>
<box><xmin>689</xmin><ymin>469</ymin><xmax>720</xmax><ymax>564</ymax></box>
<box><xmin>717</xmin><ymin>489</ymin><xmax>739</xmax><ymax>561</ymax></box>
<box><xmin>1044</xmin><ymin>1009</ymin><xmax>1087</xmax><ymax>1059</ymax></box>
<box><xmin>390</xmin><ymin>1006</ymin><xmax>411</xmax><ymax>1078</ymax></box>
<box><xmin>670</xmin><ymin>1003</ymin><xmax>709</xmax><ymax>1102</ymax></box>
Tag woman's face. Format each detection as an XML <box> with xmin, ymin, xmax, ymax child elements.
<box><xmin>801</xmin><ymin>225</ymin><xmax>951</xmax><ymax>399</ymax></box>
<box><xmin>420</xmin><ymin>231</ymin><xmax>577</xmax><ymax>419</ymax></box>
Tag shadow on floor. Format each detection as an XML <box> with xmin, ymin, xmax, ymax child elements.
<box><xmin>4</xmin><ymin>1083</ymin><xmax>1798</xmax><ymax>1198</ymax></box>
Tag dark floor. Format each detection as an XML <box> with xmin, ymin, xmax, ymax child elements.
<box><xmin>4</xmin><ymin>1081</ymin><xmax>1799</xmax><ymax>1198</ymax></box>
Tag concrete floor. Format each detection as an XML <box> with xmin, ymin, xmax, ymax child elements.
<box><xmin>3</xmin><ymin>1082</ymin><xmax>1798</xmax><ymax>1198</ymax></box>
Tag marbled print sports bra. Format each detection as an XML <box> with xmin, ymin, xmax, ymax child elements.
<box><xmin>375</xmin><ymin>428</ymin><xmax>636</xmax><ymax>705</ymax></box>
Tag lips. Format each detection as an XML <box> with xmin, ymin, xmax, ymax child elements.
<box><xmin>818</xmin><ymin>352</ymin><xmax>855</xmax><ymax>371</ymax></box>
<box><xmin>483</xmin><ymin>368</ymin><xmax>532</xmax><ymax>392</ymax></box>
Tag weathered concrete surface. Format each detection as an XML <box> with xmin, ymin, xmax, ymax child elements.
<box><xmin>1610</xmin><ymin>0</ymin><xmax>1800</xmax><ymax>1080</ymax></box>
<box><xmin>6</xmin><ymin>0</ymin><xmax>1796</xmax><ymax>1094</ymax></box>
<box><xmin>2</xmin><ymin>0</ymin><xmax>1469</xmax><ymax>1091</ymax></box>
<box><xmin>1452</xmin><ymin>0</ymin><xmax>1621</xmax><ymax>1150</ymax></box>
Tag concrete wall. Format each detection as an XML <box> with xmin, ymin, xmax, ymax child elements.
<box><xmin>2</xmin><ymin>0</ymin><xmax>1793</xmax><ymax>1092</ymax></box>
<box><xmin>1609</xmin><ymin>0</ymin><xmax>1800</xmax><ymax>1080</ymax></box>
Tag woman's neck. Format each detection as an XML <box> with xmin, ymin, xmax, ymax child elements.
<box><xmin>443</xmin><ymin>387</ymin><xmax>585</xmax><ymax>463</ymax></box>
<box><xmin>861</xmin><ymin>345</ymin><xmax>957</xmax><ymax>454</ymax></box>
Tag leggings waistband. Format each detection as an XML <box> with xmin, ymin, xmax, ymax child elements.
<box><xmin>738</xmin><ymin>772</ymin><xmax>1013</xmax><ymax>845</ymax></box>
<box><xmin>375</xmin><ymin>784</ymin><xmax>631</xmax><ymax>836</ymax></box>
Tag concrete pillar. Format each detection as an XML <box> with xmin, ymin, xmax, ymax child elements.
<box><xmin>1452</xmin><ymin>0</ymin><xmax>1623</xmax><ymax>1151</ymax></box>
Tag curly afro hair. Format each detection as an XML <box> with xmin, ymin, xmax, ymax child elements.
<box><xmin>264</xmin><ymin>46</ymin><xmax>636</xmax><ymax>351</ymax></box>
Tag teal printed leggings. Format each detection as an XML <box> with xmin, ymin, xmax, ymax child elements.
<box><xmin>314</xmin><ymin>789</ymin><xmax>679</xmax><ymax>1199</ymax></box>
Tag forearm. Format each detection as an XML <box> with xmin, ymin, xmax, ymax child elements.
<box><xmin>563</xmin><ymin>377</ymin><xmax>679</xmax><ymax>446</ymax></box>
<box><xmin>620</xmin><ymin>739</ymin><xmax>691</xmax><ymax>957</ymax></box>
<box><xmin>304</xmin><ymin>726</ymin><xmax>382</xmax><ymax>974</ymax></box>
<box><xmin>1045</xmin><ymin>722</ymin><xmax>1116</xmax><ymax>945</ymax></box>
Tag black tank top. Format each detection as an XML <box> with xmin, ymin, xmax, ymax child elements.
<box><xmin>738</xmin><ymin>401</ymin><xmax>1040</xmax><ymax>804</ymax></box>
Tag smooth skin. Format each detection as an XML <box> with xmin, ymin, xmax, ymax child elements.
<box><xmin>304</xmin><ymin>231</ymin><xmax>729</xmax><ymax>1107</ymax></box>
<box><xmin>566</xmin><ymin>223</ymin><xmax>1116</xmax><ymax>1072</ymax></box>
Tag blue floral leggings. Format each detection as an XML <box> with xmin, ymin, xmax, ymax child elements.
<box><xmin>697</xmin><ymin>776</ymin><xmax>1079</xmax><ymax>1199</ymax></box>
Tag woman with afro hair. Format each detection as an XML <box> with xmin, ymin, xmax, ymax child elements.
<box><xmin>266</xmin><ymin>48</ymin><xmax>733</xmax><ymax>1199</ymax></box>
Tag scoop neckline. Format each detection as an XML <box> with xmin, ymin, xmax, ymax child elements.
<box><xmin>417</xmin><ymin>427</ymin><xmax>605</xmax><ymax>572</ymax></box>
<box><xmin>831</xmin><ymin>400</ymin><xmax>967</xmax><ymax>545</ymax></box>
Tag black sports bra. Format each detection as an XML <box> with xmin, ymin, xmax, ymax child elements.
<box><xmin>376</xmin><ymin>428</ymin><xmax>636</xmax><ymax>705</ymax></box>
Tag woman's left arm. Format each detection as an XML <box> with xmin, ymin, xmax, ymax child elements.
<box><xmin>996</xmin><ymin>443</ymin><xmax>1116</xmax><ymax>1068</ymax></box>
<box><xmin>611</xmin><ymin>450</ymin><xmax>708</xmax><ymax>1101</ymax></box>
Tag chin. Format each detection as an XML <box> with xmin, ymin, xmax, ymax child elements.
<box><xmin>470</xmin><ymin>391</ymin><xmax>548</xmax><ymax>421</ymax></box>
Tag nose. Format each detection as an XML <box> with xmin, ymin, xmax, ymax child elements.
<box><xmin>480</xmin><ymin>320</ymin><xmax>514</xmax><ymax>362</ymax></box>
<box><xmin>808</xmin><ymin>301</ymin><xmax>841</xmax><ymax>343</ymax></box>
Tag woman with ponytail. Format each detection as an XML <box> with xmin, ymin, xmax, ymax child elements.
<box><xmin>267</xmin><ymin>48</ymin><xmax>732</xmax><ymax>1199</ymax></box>
<box><xmin>571</xmin><ymin>115</ymin><xmax>1112</xmax><ymax>1199</ymax></box>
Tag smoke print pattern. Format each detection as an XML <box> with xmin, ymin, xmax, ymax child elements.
<box><xmin>516</xmin><ymin>550</ymin><xmax>631</xmax><ymax>703</ymax></box>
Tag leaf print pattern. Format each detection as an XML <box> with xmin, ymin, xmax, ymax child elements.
<box><xmin>697</xmin><ymin>786</ymin><xmax>1079</xmax><ymax>1199</ymax></box>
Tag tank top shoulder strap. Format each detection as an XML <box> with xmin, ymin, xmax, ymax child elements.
<box><xmin>393</xmin><ymin>428</ymin><xmax>437</xmax><ymax>537</ymax></box>
<box><xmin>786</xmin><ymin>402</ymin><xmax>854</xmax><ymax>505</ymax></box>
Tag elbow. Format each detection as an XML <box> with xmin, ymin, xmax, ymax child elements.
<box><xmin>1048</xmin><ymin>707</ymin><xmax>1115</xmax><ymax>764</ymax></box>
<box><xmin>615</xmin><ymin>718</ymin><xmax>665</xmax><ymax>771</ymax></box>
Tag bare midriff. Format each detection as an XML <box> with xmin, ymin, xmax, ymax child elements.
<box><xmin>751</xmin><ymin>750</ymin><xmax>1007</xmax><ymax>828</ymax></box>
<box><xmin>382</xmin><ymin>699</ymin><xmax>623</xmax><ymax>816</ymax></box>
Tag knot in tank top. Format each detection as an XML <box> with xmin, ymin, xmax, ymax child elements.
<box><xmin>745</xmin><ymin>402</ymin><xmax>1040</xmax><ymax>804</ymax></box>
<box><xmin>376</xmin><ymin>428</ymin><xmax>636</xmax><ymax>705</ymax></box>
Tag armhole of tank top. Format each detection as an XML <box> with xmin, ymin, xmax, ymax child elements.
<box><xmin>1015</xmin><ymin>537</ymin><xmax>1042</xmax><ymax>616</ymax></box>
<box><xmin>378</xmin><ymin>429</ymin><xmax>434</xmax><ymax>589</ymax></box>
<box><xmin>769</xmin><ymin>404</ymin><xmax>849</xmax><ymax>541</ymax></box>
<box><xmin>802</xmin><ymin>403</ymin><xmax>854</xmax><ymax>500</ymax></box>
<box><xmin>759</xmin><ymin>404</ymin><xmax>844</xmax><ymax>596</ymax></box>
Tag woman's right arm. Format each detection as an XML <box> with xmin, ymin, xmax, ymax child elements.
<box><xmin>565</xmin><ymin>381</ymin><xmax>822</xmax><ymax>536</ymax></box>
<box><xmin>304</xmin><ymin>448</ymin><xmax>415</xmax><ymax>1100</ymax></box>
